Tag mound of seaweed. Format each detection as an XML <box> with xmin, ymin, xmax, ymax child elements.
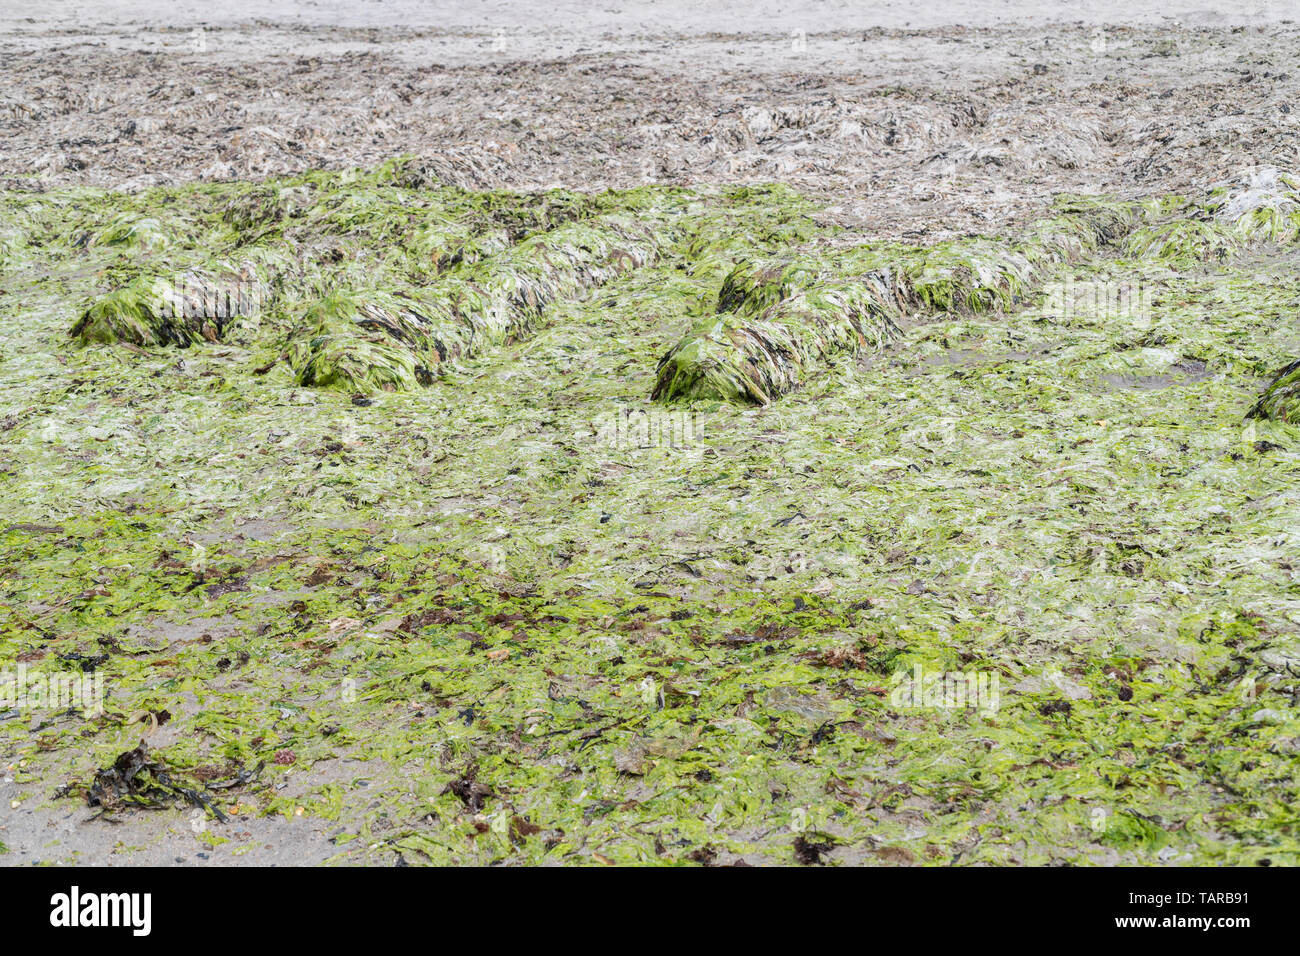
<box><xmin>652</xmin><ymin>196</ymin><xmax>1152</xmax><ymax>405</ymax></box>
<box><xmin>87</xmin><ymin>213</ymin><xmax>173</xmax><ymax>252</ymax></box>
<box><xmin>1248</xmin><ymin>359</ymin><xmax>1300</xmax><ymax>423</ymax></box>
<box><xmin>65</xmin><ymin>166</ymin><xmax>652</xmax><ymax>363</ymax></box>
<box><xmin>1205</xmin><ymin>166</ymin><xmax>1300</xmax><ymax>244</ymax></box>
<box><xmin>286</xmin><ymin>210</ymin><xmax>675</xmax><ymax>392</ymax></box>
<box><xmin>653</xmin><ymin>280</ymin><xmax>902</xmax><ymax>404</ymax></box>
<box><xmin>654</xmin><ymin>168</ymin><xmax>1300</xmax><ymax>406</ymax></box>
<box><xmin>70</xmin><ymin>261</ymin><xmax>274</xmax><ymax>347</ymax></box>
<box><xmin>1123</xmin><ymin>219</ymin><xmax>1240</xmax><ymax>263</ymax></box>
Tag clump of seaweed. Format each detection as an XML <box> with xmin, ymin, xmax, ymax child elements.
<box><xmin>1050</xmin><ymin>194</ymin><xmax>1153</xmax><ymax>243</ymax></box>
<box><xmin>904</xmin><ymin>239</ymin><xmax>1034</xmax><ymax>313</ymax></box>
<box><xmin>64</xmin><ymin>178</ymin><xmax>674</xmax><ymax>364</ymax></box>
<box><xmin>286</xmin><ymin>211</ymin><xmax>675</xmax><ymax>392</ymax></box>
<box><xmin>1248</xmin><ymin>358</ymin><xmax>1300</xmax><ymax>422</ymax></box>
<box><xmin>1123</xmin><ymin>219</ymin><xmax>1241</xmax><ymax>263</ymax></box>
<box><xmin>652</xmin><ymin>197</ymin><xmax>1155</xmax><ymax>405</ymax></box>
<box><xmin>89</xmin><ymin>213</ymin><xmax>173</xmax><ymax>252</ymax></box>
<box><xmin>221</xmin><ymin>183</ymin><xmax>314</xmax><ymax>234</ymax></box>
<box><xmin>480</xmin><ymin>188</ymin><xmax>603</xmax><ymax>240</ymax></box>
<box><xmin>406</xmin><ymin>220</ymin><xmax>512</xmax><ymax>274</ymax></box>
<box><xmin>1205</xmin><ymin>166</ymin><xmax>1300</xmax><ymax>243</ymax></box>
<box><xmin>716</xmin><ymin>258</ymin><xmax>828</xmax><ymax>314</ymax></box>
<box><xmin>1017</xmin><ymin>214</ymin><xmax>1102</xmax><ymax>266</ymax></box>
<box><xmin>653</xmin><ymin>277</ymin><xmax>903</xmax><ymax>403</ymax></box>
<box><xmin>71</xmin><ymin>260</ymin><xmax>272</xmax><ymax>347</ymax></box>
<box><xmin>85</xmin><ymin>742</ymin><xmax>227</xmax><ymax>821</ymax></box>
<box><xmin>652</xmin><ymin>176</ymin><xmax>1300</xmax><ymax>406</ymax></box>
<box><xmin>287</xmin><ymin>291</ymin><xmax>436</xmax><ymax>391</ymax></box>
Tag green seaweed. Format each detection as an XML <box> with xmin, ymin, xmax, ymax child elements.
<box><xmin>1123</xmin><ymin>219</ymin><xmax>1241</xmax><ymax>263</ymax></box>
<box><xmin>284</xmin><ymin>210</ymin><xmax>678</xmax><ymax>392</ymax></box>
<box><xmin>653</xmin><ymin>181</ymin><xmax>1300</xmax><ymax>406</ymax></box>
<box><xmin>90</xmin><ymin>214</ymin><xmax>173</xmax><ymax>253</ymax></box>
<box><xmin>4</xmin><ymin>163</ymin><xmax>1300</xmax><ymax>867</ymax></box>
<box><xmin>1248</xmin><ymin>358</ymin><xmax>1300</xmax><ymax>422</ymax></box>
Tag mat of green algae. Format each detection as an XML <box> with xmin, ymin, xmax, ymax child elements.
<box><xmin>2</xmin><ymin>170</ymin><xmax>1299</xmax><ymax>865</ymax></box>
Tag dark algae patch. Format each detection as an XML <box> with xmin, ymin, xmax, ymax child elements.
<box><xmin>1250</xmin><ymin>358</ymin><xmax>1300</xmax><ymax>423</ymax></box>
<box><xmin>2</xmin><ymin>162</ymin><xmax>1300</xmax><ymax>865</ymax></box>
<box><xmin>83</xmin><ymin>741</ymin><xmax>248</xmax><ymax>823</ymax></box>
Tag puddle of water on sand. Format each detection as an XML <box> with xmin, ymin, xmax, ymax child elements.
<box><xmin>1098</xmin><ymin>357</ymin><xmax>1214</xmax><ymax>391</ymax></box>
